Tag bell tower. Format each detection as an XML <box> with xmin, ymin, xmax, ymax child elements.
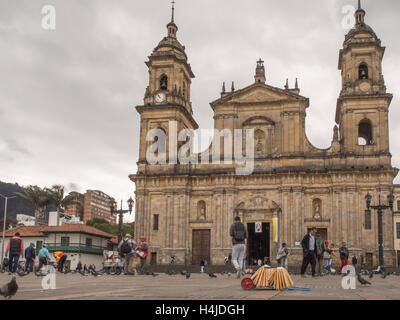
<box><xmin>136</xmin><ymin>1</ymin><xmax>198</xmax><ymax>169</ymax></box>
<box><xmin>336</xmin><ymin>0</ymin><xmax>393</xmax><ymax>164</ymax></box>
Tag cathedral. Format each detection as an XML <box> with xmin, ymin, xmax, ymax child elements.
<box><xmin>130</xmin><ymin>1</ymin><xmax>400</xmax><ymax>267</ymax></box>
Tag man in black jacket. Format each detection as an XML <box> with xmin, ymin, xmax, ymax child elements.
<box><xmin>300</xmin><ymin>227</ymin><xmax>318</xmax><ymax>278</ymax></box>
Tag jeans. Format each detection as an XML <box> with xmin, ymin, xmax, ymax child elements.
<box><xmin>232</xmin><ymin>244</ymin><xmax>246</xmax><ymax>271</ymax></box>
<box><xmin>241</xmin><ymin>259</ymin><xmax>246</xmax><ymax>275</ymax></box>
<box><xmin>25</xmin><ymin>257</ymin><xmax>34</xmax><ymax>272</ymax></box>
<box><xmin>8</xmin><ymin>254</ymin><xmax>20</xmax><ymax>273</ymax></box>
<box><xmin>280</xmin><ymin>256</ymin><xmax>288</xmax><ymax>269</ymax></box>
<box><xmin>323</xmin><ymin>258</ymin><xmax>330</xmax><ymax>274</ymax></box>
<box><xmin>58</xmin><ymin>255</ymin><xmax>67</xmax><ymax>272</ymax></box>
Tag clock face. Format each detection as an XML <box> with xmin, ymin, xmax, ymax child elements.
<box><xmin>155</xmin><ymin>92</ymin><xmax>166</xmax><ymax>103</ymax></box>
<box><xmin>360</xmin><ymin>81</ymin><xmax>371</xmax><ymax>93</ymax></box>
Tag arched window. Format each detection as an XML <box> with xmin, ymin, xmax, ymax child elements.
<box><xmin>358</xmin><ymin>119</ymin><xmax>373</xmax><ymax>146</ymax></box>
<box><xmin>359</xmin><ymin>64</ymin><xmax>368</xmax><ymax>80</ymax></box>
<box><xmin>159</xmin><ymin>75</ymin><xmax>168</xmax><ymax>91</ymax></box>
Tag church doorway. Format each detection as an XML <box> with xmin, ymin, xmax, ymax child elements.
<box><xmin>247</xmin><ymin>223</ymin><xmax>270</xmax><ymax>265</ymax></box>
<box><xmin>191</xmin><ymin>229</ymin><xmax>210</xmax><ymax>265</ymax></box>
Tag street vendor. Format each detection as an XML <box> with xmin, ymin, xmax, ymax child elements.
<box><xmin>136</xmin><ymin>236</ymin><xmax>149</xmax><ymax>275</ymax></box>
<box><xmin>53</xmin><ymin>251</ymin><xmax>68</xmax><ymax>273</ymax></box>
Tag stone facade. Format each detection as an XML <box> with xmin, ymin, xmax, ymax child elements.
<box><xmin>130</xmin><ymin>2</ymin><xmax>400</xmax><ymax>266</ymax></box>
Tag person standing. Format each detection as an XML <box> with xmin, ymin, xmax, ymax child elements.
<box><xmin>5</xmin><ymin>232</ymin><xmax>24</xmax><ymax>274</ymax></box>
<box><xmin>53</xmin><ymin>251</ymin><xmax>68</xmax><ymax>273</ymax></box>
<box><xmin>339</xmin><ymin>242</ymin><xmax>349</xmax><ymax>273</ymax></box>
<box><xmin>300</xmin><ymin>227</ymin><xmax>318</xmax><ymax>278</ymax></box>
<box><xmin>200</xmin><ymin>259</ymin><xmax>205</xmax><ymax>273</ymax></box>
<box><xmin>24</xmin><ymin>242</ymin><xmax>36</xmax><ymax>273</ymax></box>
<box><xmin>38</xmin><ymin>244</ymin><xmax>51</xmax><ymax>273</ymax></box>
<box><xmin>76</xmin><ymin>261</ymin><xmax>82</xmax><ymax>272</ymax></box>
<box><xmin>322</xmin><ymin>240</ymin><xmax>331</xmax><ymax>275</ymax></box>
<box><xmin>118</xmin><ymin>234</ymin><xmax>136</xmax><ymax>274</ymax></box>
<box><xmin>352</xmin><ymin>255</ymin><xmax>358</xmax><ymax>273</ymax></box>
<box><xmin>229</xmin><ymin>216</ymin><xmax>248</xmax><ymax>279</ymax></box>
<box><xmin>136</xmin><ymin>236</ymin><xmax>149</xmax><ymax>275</ymax></box>
<box><xmin>276</xmin><ymin>243</ymin><xmax>289</xmax><ymax>270</ymax></box>
<box><xmin>316</xmin><ymin>234</ymin><xmax>324</xmax><ymax>276</ymax></box>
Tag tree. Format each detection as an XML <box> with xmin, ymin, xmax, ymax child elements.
<box><xmin>14</xmin><ymin>185</ymin><xmax>48</xmax><ymax>225</ymax></box>
<box><xmin>44</xmin><ymin>185</ymin><xmax>79</xmax><ymax>226</ymax></box>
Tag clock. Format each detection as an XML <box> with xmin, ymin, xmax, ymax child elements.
<box><xmin>360</xmin><ymin>81</ymin><xmax>371</xmax><ymax>93</ymax></box>
<box><xmin>155</xmin><ymin>92</ymin><xmax>166</xmax><ymax>103</ymax></box>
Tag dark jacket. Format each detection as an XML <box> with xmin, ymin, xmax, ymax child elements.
<box><xmin>301</xmin><ymin>233</ymin><xmax>318</xmax><ymax>256</ymax></box>
<box><xmin>25</xmin><ymin>246</ymin><xmax>36</xmax><ymax>259</ymax></box>
<box><xmin>5</xmin><ymin>236</ymin><xmax>24</xmax><ymax>257</ymax></box>
<box><xmin>230</xmin><ymin>222</ymin><xmax>248</xmax><ymax>245</ymax></box>
<box><xmin>352</xmin><ymin>256</ymin><xmax>357</xmax><ymax>265</ymax></box>
<box><xmin>340</xmin><ymin>247</ymin><xmax>349</xmax><ymax>259</ymax></box>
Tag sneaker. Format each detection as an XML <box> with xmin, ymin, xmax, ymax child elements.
<box><xmin>312</xmin><ymin>273</ymin><xmax>319</xmax><ymax>277</ymax></box>
<box><xmin>301</xmin><ymin>274</ymin><xmax>307</xmax><ymax>278</ymax></box>
<box><xmin>237</xmin><ymin>268</ymin><xmax>242</xmax><ymax>279</ymax></box>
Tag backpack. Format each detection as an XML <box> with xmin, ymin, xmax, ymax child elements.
<box><xmin>120</xmin><ymin>240</ymin><xmax>132</xmax><ymax>255</ymax></box>
<box><xmin>234</xmin><ymin>223</ymin><xmax>246</xmax><ymax>242</ymax></box>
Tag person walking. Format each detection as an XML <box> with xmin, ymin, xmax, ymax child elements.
<box><xmin>229</xmin><ymin>216</ymin><xmax>248</xmax><ymax>279</ymax></box>
<box><xmin>118</xmin><ymin>233</ymin><xmax>136</xmax><ymax>274</ymax></box>
<box><xmin>339</xmin><ymin>242</ymin><xmax>349</xmax><ymax>273</ymax></box>
<box><xmin>5</xmin><ymin>232</ymin><xmax>24</xmax><ymax>274</ymax></box>
<box><xmin>276</xmin><ymin>243</ymin><xmax>289</xmax><ymax>270</ymax></box>
<box><xmin>136</xmin><ymin>236</ymin><xmax>149</xmax><ymax>275</ymax></box>
<box><xmin>316</xmin><ymin>234</ymin><xmax>324</xmax><ymax>276</ymax></box>
<box><xmin>38</xmin><ymin>244</ymin><xmax>51</xmax><ymax>273</ymax></box>
<box><xmin>300</xmin><ymin>227</ymin><xmax>318</xmax><ymax>278</ymax></box>
<box><xmin>53</xmin><ymin>251</ymin><xmax>68</xmax><ymax>273</ymax></box>
<box><xmin>24</xmin><ymin>242</ymin><xmax>36</xmax><ymax>273</ymax></box>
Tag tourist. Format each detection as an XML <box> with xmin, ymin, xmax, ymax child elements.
<box><xmin>276</xmin><ymin>243</ymin><xmax>289</xmax><ymax>270</ymax></box>
<box><xmin>322</xmin><ymin>240</ymin><xmax>331</xmax><ymax>275</ymax></box>
<box><xmin>53</xmin><ymin>251</ymin><xmax>68</xmax><ymax>273</ymax></box>
<box><xmin>200</xmin><ymin>259</ymin><xmax>205</xmax><ymax>273</ymax></box>
<box><xmin>352</xmin><ymin>254</ymin><xmax>358</xmax><ymax>273</ymax></box>
<box><xmin>76</xmin><ymin>261</ymin><xmax>82</xmax><ymax>272</ymax></box>
<box><xmin>316</xmin><ymin>234</ymin><xmax>324</xmax><ymax>276</ymax></box>
<box><xmin>84</xmin><ymin>264</ymin><xmax>87</xmax><ymax>272</ymax></box>
<box><xmin>339</xmin><ymin>242</ymin><xmax>349</xmax><ymax>273</ymax></box>
<box><xmin>118</xmin><ymin>233</ymin><xmax>136</xmax><ymax>274</ymax></box>
<box><xmin>229</xmin><ymin>216</ymin><xmax>248</xmax><ymax>279</ymax></box>
<box><xmin>300</xmin><ymin>227</ymin><xmax>318</xmax><ymax>278</ymax></box>
<box><xmin>38</xmin><ymin>244</ymin><xmax>50</xmax><ymax>273</ymax></box>
<box><xmin>136</xmin><ymin>236</ymin><xmax>149</xmax><ymax>275</ymax></box>
<box><xmin>5</xmin><ymin>232</ymin><xmax>24</xmax><ymax>274</ymax></box>
<box><xmin>24</xmin><ymin>242</ymin><xmax>36</xmax><ymax>273</ymax></box>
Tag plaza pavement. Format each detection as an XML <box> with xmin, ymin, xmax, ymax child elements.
<box><xmin>1</xmin><ymin>271</ymin><xmax>400</xmax><ymax>300</ymax></box>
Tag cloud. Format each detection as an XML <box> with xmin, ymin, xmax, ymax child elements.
<box><xmin>0</xmin><ymin>0</ymin><xmax>399</xmax><ymax>223</ymax></box>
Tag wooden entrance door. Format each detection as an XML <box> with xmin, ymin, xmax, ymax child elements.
<box><xmin>366</xmin><ymin>253</ymin><xmax>373</xmax><ymax>266</ymax></box>
<box><xmin>192</xmin><ymin>229</ymin><xmax>210</xmax><ymax>265</ymax></box>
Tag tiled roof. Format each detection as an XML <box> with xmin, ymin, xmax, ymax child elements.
<box><xmin>0</xmin><ymin>225</ymin><xmax>115</xmax><ymax>239</ymax></box>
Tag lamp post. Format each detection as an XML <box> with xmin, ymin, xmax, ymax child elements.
<box><xmin>365</xmin><ymin>192</ymin><xmax>394</xmax><ymax>267</ymax></box>
<box><xmin>0</xmin><ymin>194</ymin><xmax>17</xmax><ymax>266</ymax></box>
<box><xmin>110</xmin><ymin>197</ymin><xmax>134</xmax><ymax>244</ymax></box>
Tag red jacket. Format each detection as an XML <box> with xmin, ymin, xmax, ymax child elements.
<box><xmin>5</xmin><ymin>236</ymin><xmax>24</xmax><ymax>257</ymax></box>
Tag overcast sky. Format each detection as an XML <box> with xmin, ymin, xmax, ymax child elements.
<box><xmin>0</xmin><ymin>0</ymin><xmax>399</xmax><ymax>222</ymax></box>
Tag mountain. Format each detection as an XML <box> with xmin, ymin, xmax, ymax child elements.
<box><xmin>0</xmin><ymin>181</ymin><xmax>35</xmax><ymax>220</ymax></box>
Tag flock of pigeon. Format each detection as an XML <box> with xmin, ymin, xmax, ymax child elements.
<box><xmin>1</xmin><ymin>266</ymin><xmax>400</xmax><ymax>299</ymax></box>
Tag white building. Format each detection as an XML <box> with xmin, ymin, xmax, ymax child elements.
<box><xmin>16</xmin><ymin>214</ymin><xmax>36</xmax><ymax>227</ymax></box>
<box><xmin>48</xmin><ymin>211</ymin><xmax>83</xmax><ymax>226</ymax></box>
<box><xmin>0</xmin><ymin>225</ymin><xmax>118</xmax><ymax>270</ymax></box>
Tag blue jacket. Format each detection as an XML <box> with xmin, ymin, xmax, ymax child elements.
<box><xmin>25</xmin><ymin>246</ymin><xmax>36</xmax><ymax>259</ymax></box>
<box><xmin>38</xmin><ymin>248</ymin><xmax>50</xmax><ymax>260</ymax></box>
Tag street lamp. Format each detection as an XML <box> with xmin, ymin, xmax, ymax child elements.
<box><xmin>110</xmin><ymin>197</ymin><xmax>134</xmax><ymax>244</ymax></box>
<box><xmin>0</xmin><ymin>193</ymin><xmax>17</xmax><ymax>266</ymax></box>
<box><xmin>365</xmin><ymin>191</ymin><xmax>394</xmax><ymax>267</ymax></box>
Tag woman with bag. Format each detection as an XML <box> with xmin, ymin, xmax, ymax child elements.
<box><xmin>276</xmin><ymin>243</ymin><xmax>289</xmax><ymax>270</ymax></box>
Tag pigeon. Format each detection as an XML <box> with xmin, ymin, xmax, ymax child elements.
<box><xmin>382</xmin><ymin>271</ymin><xmax>387</xmax><ymax>279</ymax></box>
<box><xmin>369</xmin><ymin>271</ymin><xmax>373</xmax><ymax>279</ymax></box>
<box><xmin>357</xmin><ymin>274</ymin><xmax>371</xmax><ymax>286</ymax></box>
<box><xmin>227</xmin><ymin>272</ymin><xmax>232</xmax><ymax>277</ymax></box>
<box><xmin>0</xmin><ymin>276</ymin><xmax>18</xmax><ymax>299</ymax></box>
<box><xmin>208</xmin><ymin>272</ymin><xmax>217</xmax><ymax>278</ymax></box>
<box><xmin>151</xmin><ymin>272</ymin><xmax>159</xmax><ymax>277</ymax></box>
<box><xmin>181</xmin><ymin>271</ymin><xmax>187</xmax><ymax>276</ymax></box>
<box><xmin>17</xmin><ymin>271</ymin><xmax>27</xmax><ymax>277</ymax></box>
<box><xmin>186</xmin><ymin>272</ymin><xmax>191</xmax><ymax>279</ymax></box>
<box><xmin>220</xmin><ymin>271</ymin><xmax>226</xmax><ymax>275</ymax></box>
